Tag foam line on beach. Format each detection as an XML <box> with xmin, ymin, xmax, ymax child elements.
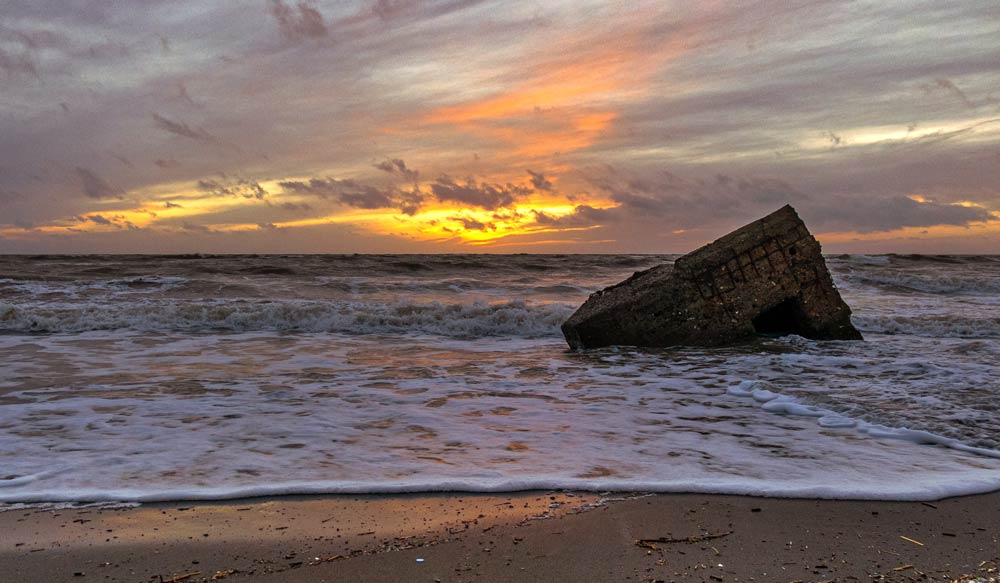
<box><xmin>726</xmin><ymin>380</ymin><xmax>1000</xmax><ymax>460</ymax></box>
<box><xmin>3</xmin><ymin>470</ymin><xmax>1000</xmax><ymax>504</ymax></box>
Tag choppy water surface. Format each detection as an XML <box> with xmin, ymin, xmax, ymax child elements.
<box><xmin>0</xmin><ymin>254</ymin><xmax>998</xmax><ymax>502</ymax></box>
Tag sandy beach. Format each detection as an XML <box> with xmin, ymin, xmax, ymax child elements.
<box><xmin>3</xmin><ymin>491</ymin><xmax>998</xmax><ymax>583</ymax></box>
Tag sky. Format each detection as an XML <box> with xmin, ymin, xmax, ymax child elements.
<box><xmin>1</xmin><ymin>0</ymin><xmax>998</xmax><ymax>254</ymax></box>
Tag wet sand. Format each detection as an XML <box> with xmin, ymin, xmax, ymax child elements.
<box><xmin>2</xmin><ymin>491</ymin><xmax>998</xmax><ymax>582</ymax></box>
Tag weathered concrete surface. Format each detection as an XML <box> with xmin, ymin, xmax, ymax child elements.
<box><xmin>561</xmin><ymin>205</ymin><xmax>863</xmax><ymax>349</ymax></box>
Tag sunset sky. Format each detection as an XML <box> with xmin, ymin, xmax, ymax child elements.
<box><xmin>1</xmin><ymin>0</ymin><xmax>998</xmax><ymax>254</ymax></box>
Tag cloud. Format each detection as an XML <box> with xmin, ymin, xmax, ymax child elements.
<box><xmin>1</xmin><ymin>2</ymin><xmax>998</xmax><ymax>253</ymax></box>
<box><xmin>181</xmin><ymin>222</ymin><xmax>213</xmax><ymax>233</ymax></box>
<box><xmin>543</xmin><ymin>166</ymin><xmax>991</xmax><ymax>235</ymax></box>
<box><xmin>0</xmin><ymin>186</ymin><xmax>21</xmax><ymax>202</ymax></box>
<box><xmin>526</xmin><ymin>169</ymin><xmax>552</xmax><ymax>191</ymax></box>
<box><xmin>112</xmin><ymin>154</ymin><xmax>134</xmax><ymax>168</ymax></box>
<box><xmin>75</xmin><ymin>167</ymin><xmax>123</xmax><ymax>200</ymax></box>
<box><xmin>279</xmin><ymin>177</ymin><xmax>424</xmax><ymax>215</ymax></box>
<box><xmin>269</xmin><ymin>0</ymin><xmax>327</xmax><ymax>41</ymax></box>
<box><xmin>197</xmin><ymin>177</ymin><xmax>269</xmax><ymax>200</ymax></box>
<box><xmin>430</xmin><ymin>176</ymin><xmax>531</xmax><ymax>210</ymax></box>
<box><xmin>449</xmin><ymin>215</ymin><xmax>492</xmax><ymax>231</ymax></box>
<box><xmin>277</xmin><ymin>201</ymin><xmax>312</xmax><ymax>212</ymax></box>
<box><xmin>72</xmin><ymin>213</ymin><xmax>133</xmax><ymax>230</ymax></box>
<box><xmin>164</xmin><ymin>201</ymin><xmax>183</xmax><ymax>208</ymax></box>
<box><xmin>0</xmin><ymin>30</ymin><xmax>39</xmax><ymax>78</ymax></box>
<box><xmin>85</xmin><ymin>214</ymin><xmax>113</xmax><ymax>226</ymax></box>
<box><xmin>374</xmin><ymin>158</ymin><xmax>419</xmax><ymax>182</ymax></box>
<box><xmin>532</xmin><ymin>204</ymin><xmax>616</xmax><ymax>228</ymax></box>
<box><xmin>150</xmin><ymin>112</ymin><xmax>217</xmax><ymax>142</ymax></box>
<box><xmin>176</xmin><ymin>82</ymin><xmax>198</xmax><ymax>107</ymax></box>
<box><xmin>920</xmin><ymin>78</ymin><xmax>975</xmax><ymax>108</ymax></box>
<box><xmin>806</xmin><ymin>195</ymin><xmax>991</xmax><ymax>234</ymax></box>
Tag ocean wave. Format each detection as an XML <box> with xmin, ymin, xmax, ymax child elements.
<box><xmin>0</xmin><ymin>276</ymin><xmax>190</xmax><ymax>297</ymax></box>
<box><xmin>828</xmin><ymin>254</ymin><xmax>892</xmax><ymax>266</ymax></box>
<box><xmin>0</xmin><ymin>299</ymin><xmax>573</xmax><ymax>337</ymax></box>
<box><xmin>888</xmin><ymin>254</ymin><xmax>1000</xmax><ymax>264</ymax></box>
<box><xmin>853</xmin><ymin>314</ymin><xmax>1000</xmax><ymax>338</ymax></box>
<box><xmin>839</xmin><ymin>271</ymin><xmax>1000</xmax><ymax>295</ymax></box>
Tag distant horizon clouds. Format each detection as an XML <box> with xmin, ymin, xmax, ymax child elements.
<box><xmin>1</xmin><ymin>0</ymin><xmax>998</xmax><ymax>253</ymax></box>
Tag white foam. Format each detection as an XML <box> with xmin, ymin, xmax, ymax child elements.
<box><xmin>2</xmin><ymin>255</ymin><xmax>999</xmax><ymax>504</ymax></box>
<box><xmin>0</xmin><ymin>332</ymin><xmax>998</xmax><ymax>504</ymax></box>
<box><xmin>0</xmin><ymin>501</ymin><xmax>140</xmax><ymax>513</ymax></box>
<box><xmin>724</xmin><ymin>380</ymin><xmax>1000</xmax><ymax>460</ymax></box>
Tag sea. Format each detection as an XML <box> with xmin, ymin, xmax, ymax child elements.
<box><xmin>1</xmin><ymin>253</ymin><xmax>998</xmax><ymax>504</ymax></box>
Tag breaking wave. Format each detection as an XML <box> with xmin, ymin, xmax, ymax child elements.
<box><xmin>852</xmin><ymin>313</ymin><xmax>1000</xmax><ymax>339</ymax></box>
<box><xmin>840</xmin><ymin>271</ymin><xmax>1000</xmax><ymax>295</ymax></box>
<box><xmin>0</xmin><ymin>299</ymin><xmax>573</xmax><ymax>337</ymax></box>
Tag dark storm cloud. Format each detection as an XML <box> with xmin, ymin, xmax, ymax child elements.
<box><xmin>75</xmin><ymin>167</ymin><xmax>123</xmax><ymax>200</ymax></box>
<box><xmin>269</xmin><ymin>0</ymin><xmax>328</xmax><ymax>41</ymax></box>
<box><xmin>279</xmin><ymin>177</ymin><xmax>424</xmax><ymax>215</ymax></box>
<box><xmin>373</xmin><ymin>158</ymin><xmax>419</xmax><ymax>182</ymax></box>
<box><xmin>526</xmin><ymin>169</ymin><xmax>552</xmax><ymax>191</ymax></box>
<box><xmin>430</xmin><ymin>176</ymin><xmax>531</xmax><ymax>210</ymax></box>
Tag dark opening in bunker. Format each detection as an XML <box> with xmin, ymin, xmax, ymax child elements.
<box><xmin>752</xmin><ymin>298</ymin><xmax>809</xmax><ymax>337</ymax></box>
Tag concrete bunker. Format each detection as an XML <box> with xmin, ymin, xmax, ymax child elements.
<box><xmin>751</xmin><ymin>298</ymin><xmax>809</xmax><ymax>337</ymax></box>
<box><xmin>561</xmin><ymin>205</ymin><xmax>863</xmax><ymax>349</ymax></box>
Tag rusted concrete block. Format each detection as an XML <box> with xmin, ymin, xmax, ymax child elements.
<box><xmin>561</xmin><ymin>205</ymin><xmax>863</xmax><ymax>349</ymax></box>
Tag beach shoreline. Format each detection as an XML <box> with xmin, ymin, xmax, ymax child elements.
<box><xmin>3</xmin><ymin>490</ymin><xmax>998</xmax><ymax>583</ymax></box>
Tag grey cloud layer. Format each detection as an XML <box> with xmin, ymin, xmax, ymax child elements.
<box><xmin>430</xmin><ymin>177</ymin><xmax>532</xmax><ymax>211</ymax></box>
<box><xmin>0</xmin><ymin>0</ymin><xmax>997</xmax><ymax>251</ymax></box>
<box><xmin>279</xmin><ymin>177</ymin><xmax>425</xmax><ymax>215</ymax></box>
<box><xmin>540</xmin><ymin>166</ymin><xmax>992</xmax><ymax>237</ymax></box>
